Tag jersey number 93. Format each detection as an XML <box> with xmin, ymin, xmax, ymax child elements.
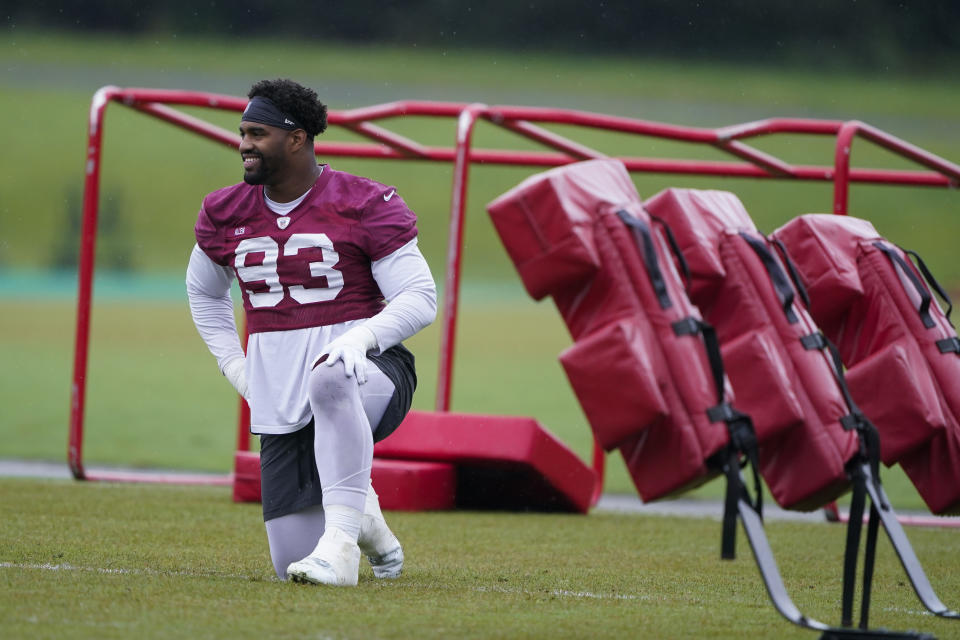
<box><xmin>234</xmin><ymin>233</ymin><xmax>344</xmax><ymax>307</ymax></box>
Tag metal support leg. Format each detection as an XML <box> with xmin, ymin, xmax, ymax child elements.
<box><xmin>859</xmin><ymin>504</ymin><xmax>881</xmax><ymax>630</ymax></box>
<box><xmin>857</xmin><ymin>461</ymin><xmax>960</xmax><ymax>620</ymax></box>
<box><xmin>722</xmin><ymin>461</ymin><xmax>943</xmax><ymax>639</ymax></box>
<box><xmin>842</xmin><ymin>477</ymin><xmax>867</xmax><ymax>627</ymax></box>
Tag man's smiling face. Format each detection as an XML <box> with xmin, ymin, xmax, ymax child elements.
<box><xmin>238</xmin><ymin>121</ymin><xmax>290</xmax><ymax>186</ymax></box>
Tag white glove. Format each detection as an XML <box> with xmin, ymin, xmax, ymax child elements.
<box><xmin>221</xmin><ymin>357</ymin><xmax>250</xmax><ymax>400</ymax></box>
<box><xmin>312</xmin><ymin>325</ymin><xmax>378</xmax><ymax>384</ymax></box>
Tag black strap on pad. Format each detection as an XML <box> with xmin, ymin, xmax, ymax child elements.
<box><xmin>740</xmin><ymin>232</ymin><xmax>799</xmax><ymax>324</ymax></box>
<box><xmin>648</xmin><ymin>212</ymin><xmax>692</xmax><ymax>287</ymax></box>
<box><xmin>770</xmin><ymin>236</ymin><xmax>811</xmax><ymax>309</ymax></box>
<box><xmin>904</xmin><ymin>247</ymin><xmax>953</xmax><ymax>320</ymax></box>
<box><xmin>618</xmin><ymin>209</ymin><xmax>672</xmax><ymax>309</ymax></box>
<box><xmin>875</xmin><ymin>242</ymin><xmax>935</xmax><ymax>329</ymax></box>
<box><xmin>675</xmin><ymin>315</ymin><xmax>762</xmax><ymax>559</ymax></box>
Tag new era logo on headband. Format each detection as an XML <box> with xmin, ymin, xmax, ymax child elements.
<box><xmin>243</xmin><ymin>96</ymin><xmax>302</xmax><ymax>131</ymax></box>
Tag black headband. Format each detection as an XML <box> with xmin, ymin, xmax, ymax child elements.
<box><xmin>241</xmin><ymin>96</ymin><xmax>304</xmax><ymax>131</ymax></box>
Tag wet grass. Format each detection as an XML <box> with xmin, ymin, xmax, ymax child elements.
<box><xmin>2</xmin><ymin>477</ymin><xmax>958</xmax><ymax>639</ymax></box>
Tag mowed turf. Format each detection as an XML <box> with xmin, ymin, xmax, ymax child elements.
<box><xmin>2</xmin><ymin>478</ymin><xmax>959</xmax><ymax>640</ymax></box>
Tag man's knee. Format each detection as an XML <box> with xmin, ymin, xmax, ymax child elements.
<box><xmin>309</xmin><ymin>361</ymin><xmax>362</xmax><ymax>405</ymax></box>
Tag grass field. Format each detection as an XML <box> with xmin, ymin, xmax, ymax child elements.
<box><xmin>3</xmin><ymin>477</ymin><xmax>960</xmax><ymax>640</ymax></box>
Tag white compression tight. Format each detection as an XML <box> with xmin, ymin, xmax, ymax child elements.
<box><xmin>264</xmin><ymin>360</ymin><xmax>395</xmax><ymax>579</ymax></box>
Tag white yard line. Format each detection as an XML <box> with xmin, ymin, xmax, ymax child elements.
<box><xmin>0</xmin><ymin>561</ymin><xmax>254</xmax><ymax>581</ymax></box>
<box><xmin>475</xmin><ymin>584</ymin><xmax>652</xmax><ymax>601</ymax></box>
<box><xmin>1</xmin><ymin>561</ymin><xmax>648</xmax><ymax>601</ymax></box>
<box><xmin>0</xmin><ymin>561</ymin><xmax>659</xmax><ymax>603</ymax></box>
<box><xmin>0</xmin><ymin>561</ymin><xmax>945</xmax><ymax>617</ymax></box>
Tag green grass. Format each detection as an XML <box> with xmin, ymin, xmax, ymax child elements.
<box><xmin>2</xmin><ymin>477</ymin><xmax>958</xmax><ymax>640</ymax></box>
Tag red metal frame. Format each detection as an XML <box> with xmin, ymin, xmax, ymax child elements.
<box><xmin>71</xmin><ymin>87</ymin><xmax>960</xmax><ymax>517</ymax></box>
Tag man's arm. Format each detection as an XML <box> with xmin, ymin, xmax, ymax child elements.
<box><xmin>366</xmin><ymin>237</ymin><xmax>437</xmax><ymax>351</ymax></box>
<box><xmin>185</xmin><ymin>244</ymin><xmax>248</xmax><ymax>398</ymax></box>
<box><xmin>312</xmin><ymin>237</ymin><xmax>436</xmax><ymax>382</ymax></box>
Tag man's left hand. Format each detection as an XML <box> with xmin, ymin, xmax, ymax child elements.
<box><xmin>312</xmin><ymin>325</ymin><xmax>378</xmax><ymax>384</ymax></box>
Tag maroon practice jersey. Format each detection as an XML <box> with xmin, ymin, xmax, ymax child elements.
<box><xmin>195</xmin><ymin>166</ymin><xmax>418</xmax><ymax>333</ymax></box>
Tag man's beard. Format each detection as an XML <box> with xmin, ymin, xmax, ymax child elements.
<box><xmin>242</xmin><ymin>154</ymin><xmax>272</xmax><ymax>185</ymax></box>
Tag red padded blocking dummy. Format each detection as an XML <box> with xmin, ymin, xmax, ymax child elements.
<box><xmin>644</xmin><ymin>189</ymin><xmax>859</xmax><ymax>511</ymax></box>
<box><xmin>233</xmin><ymin>410</ymin><xmax>595</xmax><ymax>512</ymax></box>
<box><xmin>487</xmin><ymin>159</ymin><xmax>730</xmax><ymax>502</ymax></box>
<box><xmin>772</xmin><ymin>214</ymin><xmax>960</xmax><ymax>514</ymax></box>
<box><xmin>373</xmin><ymin>411</ymin><xmax>596</xmax><ymax>513</ymax></box>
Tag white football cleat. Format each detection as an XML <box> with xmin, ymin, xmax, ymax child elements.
<box><xmin>287</xmin><ymin>527</ymin><xmax>361</xmax><ymax>586</ymax></box>
<box><xmin>358</xmin><ymin>512</ymin><xmax>404</xmax><ymax>579</ymax></box>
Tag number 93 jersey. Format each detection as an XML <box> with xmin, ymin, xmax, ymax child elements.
<box><xmin>194</xmin><ymin>165</ymin><xmax>418</xmax><ymax>334</ymax></box>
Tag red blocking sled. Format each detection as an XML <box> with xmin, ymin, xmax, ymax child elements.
<box><xmin>488</xmin><ymin>161</ymin><xmax>958</xmax><ymax>637</ymax></box>
<box><xmin>772</xmin><ymin>214</ymin><xmax>960</xmax><ymax>515</ymax></box>
<box><xmin>644</xmin><ymin>188</ymin><xmax>860</xmax><ymax>511</ymax></box>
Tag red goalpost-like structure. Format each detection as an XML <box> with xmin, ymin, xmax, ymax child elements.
<box><xmin>70</xmin><ymin>86</ymin><xmax>960</xmax><ymax>513</ymax></box>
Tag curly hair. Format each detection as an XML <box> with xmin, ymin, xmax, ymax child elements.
<box><xmin>247</xmin><ymin>78</ymin><xmax>328</xmax><ymax>138</ymax></box>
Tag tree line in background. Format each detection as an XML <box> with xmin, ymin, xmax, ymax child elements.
<box><xmin>8</xmin><ymin>0</ymin><xmax>959</xmax><ymax>73</ymax></box>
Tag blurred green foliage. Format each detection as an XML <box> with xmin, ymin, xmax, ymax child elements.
<box><xmin>2</xmin><ymin>31</ymin><xmax>958</xmax><ymax>285</ymax></box>
<box><xmin>6</xmin><ymin>1</ymin><xmax>959</xmax><ymax>73</ymax></box>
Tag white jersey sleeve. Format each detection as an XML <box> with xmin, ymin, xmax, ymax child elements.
<box><xmin>365</xmin><ymin>237</ymin><xmax>437</xmax><ymax>353</ymax></box>
<box><xmin>185</xmin><ymin>243</ymin><xmax>246</xmax><ymax>372</ymax></box>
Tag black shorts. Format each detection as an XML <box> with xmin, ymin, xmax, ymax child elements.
<box><xmin>259</xmin><ymin>343</ymin><xmax>416</xmax><ymax>522</ymax></box>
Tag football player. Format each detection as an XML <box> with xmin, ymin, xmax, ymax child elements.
<box><xmin>186</xmin><ymin>78</ymin><xmax>437</xmax><ymax>586</ymax></box>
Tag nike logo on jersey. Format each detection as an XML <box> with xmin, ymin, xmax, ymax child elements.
<box><xmin>383</xmin><ymin>190</ymin><xmax>397</xmax><ymax>202</ymax></box>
